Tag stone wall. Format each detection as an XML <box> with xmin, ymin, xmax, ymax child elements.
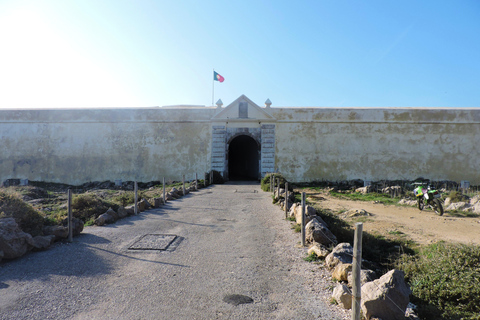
<box><xmin>1</xmin><ymin>98</ymin><xmax>479</xmax><ymax>185</ymax></box>
<box><xmin>0</xmin><ymin>107</ymin><xmax>215</xmax><ymax>185</ymax></box>
<box><xmin>271</xmin><ymin>107</ymin><xmax>480</xmax><ymax>183</ymax></box>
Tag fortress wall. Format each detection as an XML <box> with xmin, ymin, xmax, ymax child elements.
<box><xmin>0</xmin><ymin>108</ymin><xmax>215</xmax><ymax>185</ymax></box>
<box><xmin>1</xmin><ymin>104</ymin><xmax>479</xmax><ymax>185</ymax></box>
<box><xmin>272</xmin><ymin>108</ymin><xmax>480</xmax><ymax>184</ymax></box>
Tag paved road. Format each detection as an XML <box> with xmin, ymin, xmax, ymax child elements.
<box><xmin>0</xmin><ymin>182</ymin><xmax>346</xmax><ymax>320</ymax></box>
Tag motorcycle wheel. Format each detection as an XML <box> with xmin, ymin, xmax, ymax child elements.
<box><xmin>433</xmin><ymin>198</ymin><xmax>444</xmax><ymax>216</ymax></box>
<box><xmin>418</xmin><ymin>198</ymin><xmax>424</xmax><ymax>210</ymax></box>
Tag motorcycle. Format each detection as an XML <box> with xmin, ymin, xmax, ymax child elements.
<box><xmin>414</xmin><ymin>185</ymin><xmax>444</xmax><ymax>216</ymax></box>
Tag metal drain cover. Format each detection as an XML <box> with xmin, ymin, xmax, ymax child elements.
<box><xmin>129</xmin><ymin>234</ymin><xmax>177</xmax><ymax>250</ymax></box>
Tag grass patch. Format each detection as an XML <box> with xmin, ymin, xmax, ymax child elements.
<box><xmin>291</xmin><ymin>223</ymin><xmax>301</xmax><ymax>233</ymax></box>
<box><xmin>0</xmin><ymin>190</ymin><xmax>45</xmax><ymax>236</ymax></box>
<box><xmin>329</xmin><ymin>190</ymin><xmax>400</xmax><ymax>205</ymax></box>
<box><xmin>303</xmin><ymin>252</ymin><xmax>320</xmax><ymax>262</ymax></box>
<box><xmin>398</xmin><ymin>242</ymin><xmax>480</xmax><ymax>319</ymax></box>
<box><xmin>72</xmin><ymin>193</ymin><xmax>119</xmax><ymax>222</ymax></box>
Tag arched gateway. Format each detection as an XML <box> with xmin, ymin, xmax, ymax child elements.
<box><xmin>227</xmin><ymin>134</ymin><xmax>260</xmax><ymax>180</ymax></box>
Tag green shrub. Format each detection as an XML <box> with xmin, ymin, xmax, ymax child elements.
<box><xmin>0</xmin><ymin>190</ymin><xmax>44</xmax><ymax>236</ymax></box>
<box><xmin>72</xmin><ymin>194</ymin><xmax>118</xmax><ymax>222</ymax></box>
<box><xmin>114</xmin><ymin>191</ymin><xmax>135</xmax><ymax>207</ymax></box>
<box><xmin>399</xmin><ymin>242</ymin><xmax>480</xmax><ymax>319</ymax></box>
<box><xmin>261</xmin><ymin>173</ymin><xmax>287</xmax><ymax>192</ymax></box>
<box><xmin>447</xmin><ymin>190</ymin><xmax>466</xmax><ymax>203</ymax></box>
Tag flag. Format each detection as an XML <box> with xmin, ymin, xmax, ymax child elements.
<box><xmin>214</xmin><ymin>71</ymin><xmax>225</xmax><ymax>82</ymax></box>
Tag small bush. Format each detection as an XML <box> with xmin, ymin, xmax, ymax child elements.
<box><xmin>261</xmin><ymin>173</ymin><xmax>288</xmax><ymax>192</ymax></box>
<box><xmin>303</xmin><ymin>252</ymin><xmax>320</xmax><ymax>262</ymax></box>
<box><xmin>72</xmin><ymin>194</ymin><xmax>117</xmax><ymax>222</ymax></box>
<box><xmin>399</xmin><ymin>242</ymin><xmax>480</xmax><ymax>319</ymax></box>
<box><xmin>0</xmin><ymin>190</ymin><xmax>44</xmax><ymax>236</ymax></box>
<box><xmin>447</xmin><ymin>190</ymin><xmax>466</xmax><ymax>203</ymax></box>
<box><xmin>114</xmin><ymin>191</ymin><xmax>135</xmax><ymax>207</ymax></box>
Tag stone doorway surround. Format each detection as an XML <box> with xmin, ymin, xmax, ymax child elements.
<box><xmin>210</xmin><ymin>95</ymin><xmax>276</xmax><ymax>180</ymax></box>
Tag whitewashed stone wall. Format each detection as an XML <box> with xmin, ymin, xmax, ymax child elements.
<box><xmin>1</xmin><ymin>97</ymin><xmax>479</xmax><ymax>185</ymax></box>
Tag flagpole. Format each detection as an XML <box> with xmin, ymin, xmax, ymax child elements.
<box><xmin>212</xmin><ymin>69</ymin><xmax>215</xmax><ymax>106</ymax></box>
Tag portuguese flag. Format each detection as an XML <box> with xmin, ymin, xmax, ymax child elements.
<box><xmin>214</xmin><ymin>71</ymin><xmax>225</xmax><ymax>82</ymax></box>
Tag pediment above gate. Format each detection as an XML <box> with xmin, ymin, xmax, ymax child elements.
<box><xmin>211</xmin><ymin>95</ymin><xmax>276</xmax><ymax>122</ymax></box>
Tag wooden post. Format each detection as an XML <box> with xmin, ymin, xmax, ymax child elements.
<box><xmin>352</xmin><ymin>222</ymin><xmax>363</xmax><ymax>320</ymax></box>
<box><xmin>182</xmin><ymin>174</ymin><xmax>186</xmax><ymax>196</ymax></box>
<box><xmin>67</xmin><ymin>189</ymin><xmax>73</xmax><ymax>243</ymax></box>
<box><xmin>210</xmin><ymin>171</ymin><xmax>213</xmax><ymax>185</ymax></box>
<box><xmin>301</xmin><ymin>192</ymin><xmax>306</xmax><ymax>247</ymax></box>
<box><xmin>285</xmin><ymin>182</ymin><xmax>289</xmax><ymax>219</ymax></box>
<box><xmin>195</xmin><ymin>173</ymin><xmax>198</xmax><ymax>191</ymax></box>
<box><xmin>270</xmin><ymin>173</ymin><xmax>273</xmax><ymax>193</ymax></box>
<box><xmin>134</xmin><ymin>181</ymin><xmax>138</xmax><ymax>215</ymax></box>
<box><xmin>276</xmin><ymin>178</ymin><xmax>280</xmax><ymax>200</ymax></box>
<box><xmin>162</xmin><ymin>177</ymin><xmax>166</xmax><ymax>204</ymax></box>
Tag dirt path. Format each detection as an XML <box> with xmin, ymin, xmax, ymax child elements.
<box><xmin>306</xmin><ymin>190</ymin><xmax>480</xmax><ymax>246</ymax></box>
<box><xmin>0</xmin><ymin>183</ymin><xmax>349</xmax><ymax>320</ymax></box>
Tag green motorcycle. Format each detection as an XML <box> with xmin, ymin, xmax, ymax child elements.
<box><xmin>414</xmin><ymin>185</ymin><xmax>444</xmax><ymax>216</ymax></box>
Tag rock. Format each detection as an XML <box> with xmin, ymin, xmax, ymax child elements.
<box><xmin>447</xmin><ymin>202</ymin><xmax>468</xmax><ymax>211</ymax></box>
<box><xmin>332</xmin><ymin>283</ymin><xmax>352</xmax><ymax>310</ymax></box>
<box><xmin>356</xmin><ymin>186</ymin><xmax>372</xmax><ymax>194</ymax></box>
<box><xmin>343</xmin><ymin>209</ymin><xmax>371</xmax><ymax>218</ymax></box>
<box><xmin>288</xmin><ymin>203</ymin><xmax>299</xmax><ymax>218</ymax></box>
<box><xmin>444</xmin><ymin>197</ymin><xmax>451</xmax><ymax>206</ymax></box>
<box><xmin>31</xmin><ymin>235</ymin><xmax>55</xmax><ymax>251</ymax></box>
<box><xmin>166</xmin><ymin>192</ymin><xmax>176</xmax><ymax>200</ymax></box>
<box><xmin>95</xmin><ymin>213</ymin><xmax>114</xmax><ymax>226</ymax></box>
<box><xmin>280</xmin><ymin>199</ymin><xmax>293</xmax><ymax>212</ymax></box>
<box><xmin>307</xmin><ymin>243</ymin><xmax>330</xmax><ymax>259</ymax></box>
<box><xmin>294</xmin><ymin>205</ymin><xmax>317</xmax><ymax>225</ymax></box>
<box><xmin>332</xmin><ymin>263</ymin><xmax>352</xmax><ymax>282</ymax></box>
<box><xmin>142</xmin><ymin>198</ymin><xmax>152</xmax><ymax>209</ymax></box>
<box><xmin>0</xmin><ymin>250</ymin><xmax>3</xmax><ymax>262</ymax></box>
<box><xmin>117</xmin><ymin>206</ymin><xmax>128</xmax><ymax>218</ymax></box>
<box><xmin>0</xmin><ymin>218</ymin><xmax>34</xmax><ymax>259</ymax></box>
<box><xmin>124</xmin><ymin>205</ymin><xmax>135</xmax><ymax>215</ymax></box>
<box><xmin>471</xmin><ymin>195</ymin><xmax>480</xmax><ymax>205</ymax></box>
<box><xmin>326</xmin><ymin>243</ymin><xmax>353</xmax><ymax>269</ymax></box>
<box><xmin>153</xmin><ymin>198</ymin><xmax>164</xmax><ymax>208</ymax></box>
<box><xmin>348</xmin><ymin>269</ymin><xmax>377</xmax><ymax>287</ymax></box>
<box><xmin>43</xmin><ymin>225</ymin><xmax>69</xmax><ymax>240</ymax></box>
<box><xmin>361</xmin><ymin>269</ymin><xmax>411</xmax><ymax>320</ymax></box>
<box><xmin>138</xmin><ymin>200</ymin><xmax>146</xmax><ymax>212</ymax></box>
<box><xmin>62</xmin><ymin>217</ymin><xmax>84</xmax><ymax>236</ymax></box>
<box><xmin>398</xmin><ymin>199</ymin><xmax>417</xmax><ymax>206</ymax></box>
<box><xmin>472</xmin><ymin>203</ymin><xmax>480</xmax><ymax>214</ymax></box>
<box><xmin>105</xmin><ymin>207</ymin><xmax>119</xmax><ymax>220</ymax></box>
<box><xmin>305</xmin><ymin>218</ymin><xmax>337</xmax><ymax>246</ymax></box>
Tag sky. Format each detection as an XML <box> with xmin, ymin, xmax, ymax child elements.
<box><xmin>0</xmin><ymin>0</ymin><xmax>479</xmax><ymax>109</ymax></box>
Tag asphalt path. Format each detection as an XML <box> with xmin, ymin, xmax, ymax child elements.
<box><xmin>0</xmin><ymin>182</ymin><xmax>347</xmax><ymax>320</ymax></box>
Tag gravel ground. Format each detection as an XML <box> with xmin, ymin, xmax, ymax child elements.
<box><xmin>0</xmin><ymin>182</ymin><xmax>349</xmax><ymax>320</ymax></box>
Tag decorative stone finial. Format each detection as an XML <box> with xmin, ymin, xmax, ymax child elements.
<box><xmin>216</xmin><ymin>99</ymin><xmax>223</xmax><ymax>108</ymax></box>
<box><xmin>265</xmin><ymin>98</ymin><xmax>272</xmax><ymax>108</ymax></box>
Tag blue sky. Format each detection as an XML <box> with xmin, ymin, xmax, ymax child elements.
<box><xmin>0</xmin><ymin>0</ymin><xmax>479</xmax><ymax>108</ymax></box>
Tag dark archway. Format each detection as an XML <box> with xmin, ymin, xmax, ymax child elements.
<box><xmin>228</xmin><ymin>135</ymin><xmax>259</xmax><ymax>180</ymax></box>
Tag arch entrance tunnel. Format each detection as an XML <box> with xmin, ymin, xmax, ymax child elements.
<box><xmin>228</xmin><ymin>135</ymin><xmax>259</xmax><ymax>181</ymax></box>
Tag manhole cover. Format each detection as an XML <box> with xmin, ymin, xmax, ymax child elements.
<box><xmin>223</xmin><ymin>294</ymin><xmax>254</xmax><ymax>306</ymax></box>
<box><xmin>129</xmin><ymin>234</ymin><xmax>177</xmax><ymax>251</ymax></box>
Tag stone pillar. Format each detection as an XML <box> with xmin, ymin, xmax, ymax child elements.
<box><xmin>261</xmin><ymin>124</ymin><xmax>275</xmax><ymax>178</ymax></box>
<box><xmin>211</xmin><ymin>126</ymin><xmax>226</xmax><ymax>174</ymax></box>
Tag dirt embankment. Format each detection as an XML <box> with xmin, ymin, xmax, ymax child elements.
<box><xmin>305</xmin><ymin>190</ymin><xmax>480</xmax><ymax>246</ymax></box>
